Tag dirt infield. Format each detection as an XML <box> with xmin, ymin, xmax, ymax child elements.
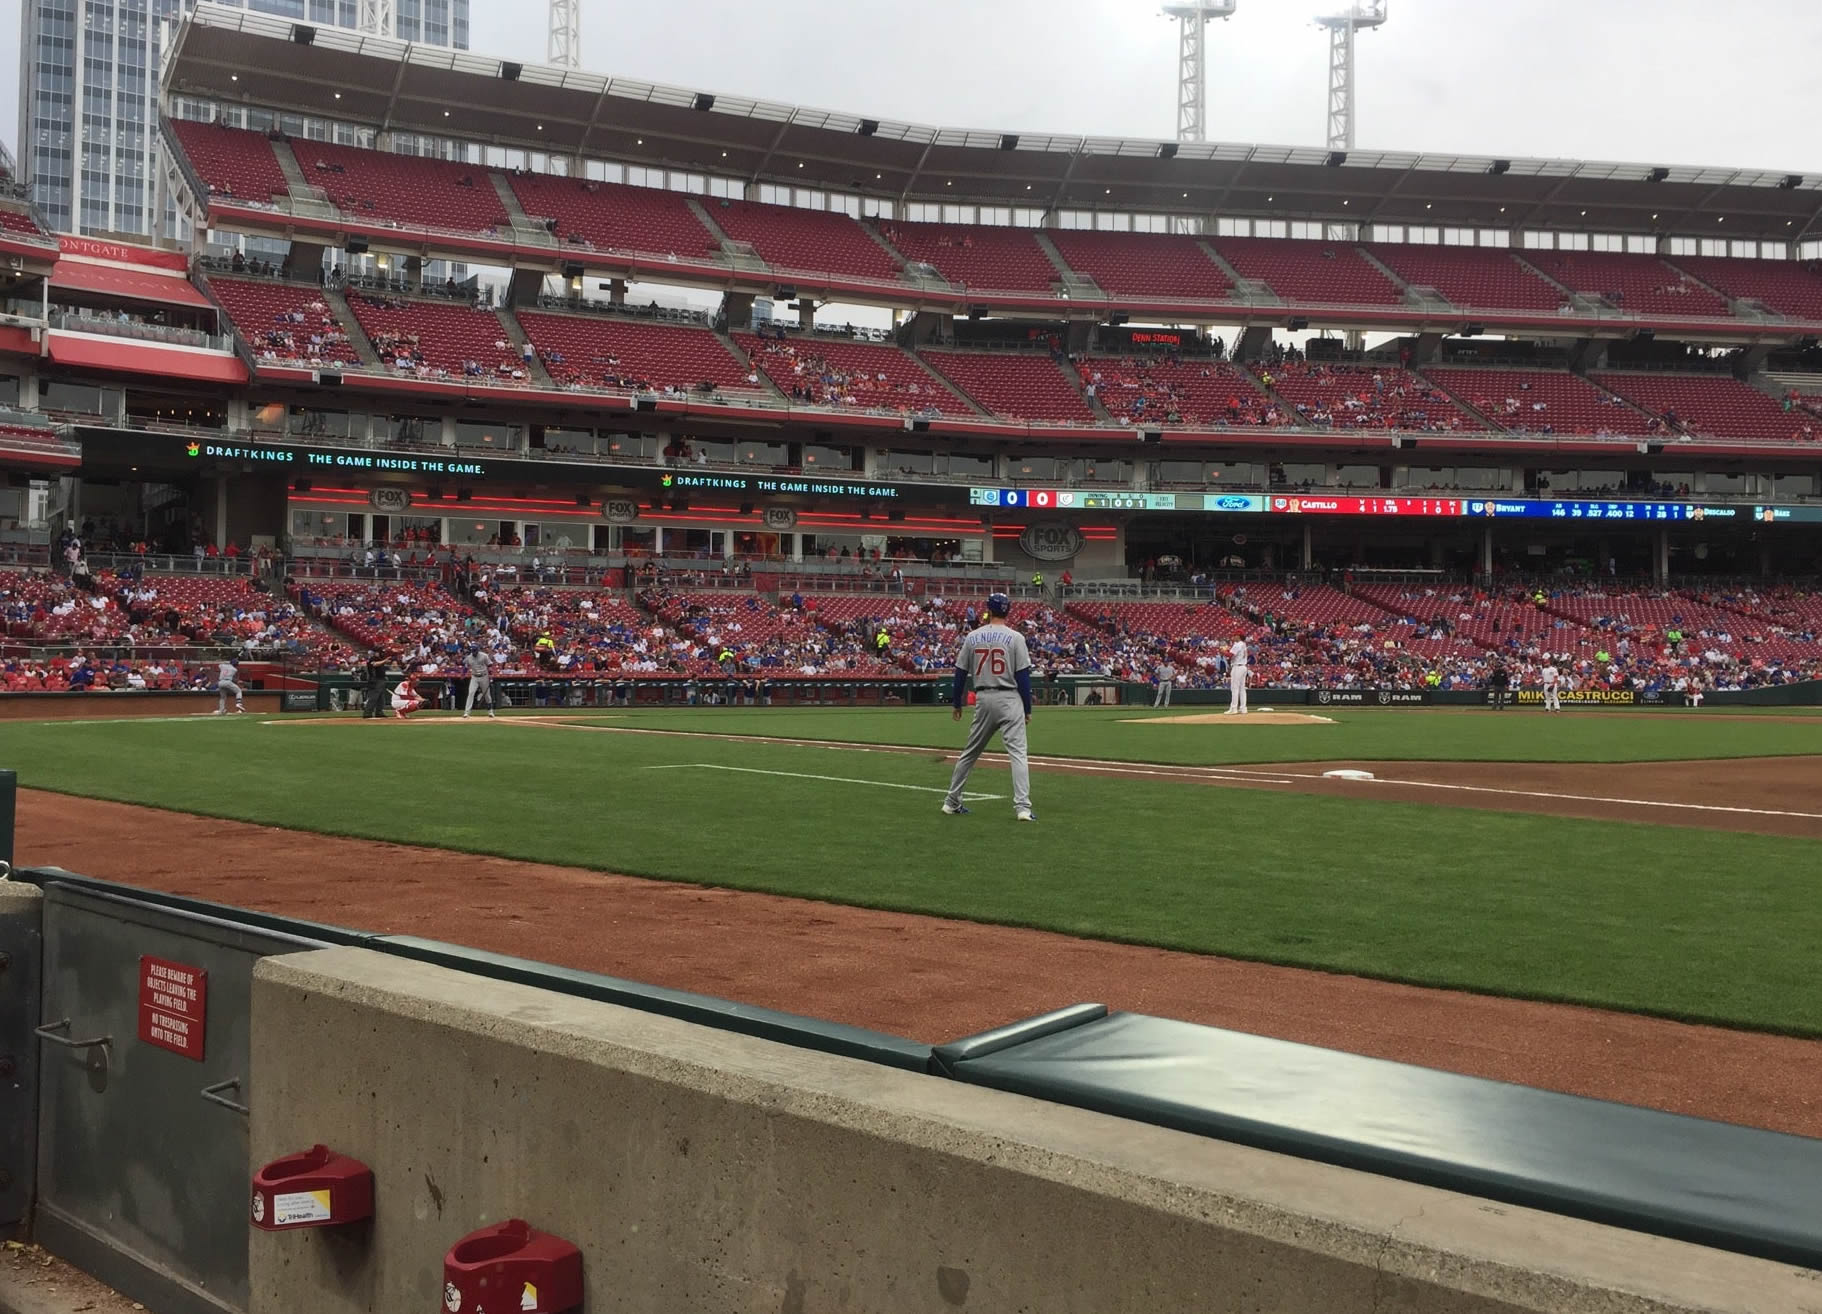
<box><xmin>14</xmin><ymin>788</ymin><xmax>1822</xmax><ymax>1139</ymax></box>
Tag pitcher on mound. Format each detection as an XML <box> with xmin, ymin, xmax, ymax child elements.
<box><xmin>1226</xmin><ymin>637</ymin><xmax>1250</xmax><ymax>715</ymax></box>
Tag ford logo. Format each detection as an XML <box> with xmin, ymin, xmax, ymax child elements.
<box><xmin>1212</xmin><ymin>495</ymin><xmax>1253</xmax><ymax>511</ymax></box>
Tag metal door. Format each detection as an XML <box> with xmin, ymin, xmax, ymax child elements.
<box><xmin>35</xmin><ymin>883</ymin><xmax>324</xmax><ymax>1314</ymax></box>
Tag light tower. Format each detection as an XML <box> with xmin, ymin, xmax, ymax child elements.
<box><xmin>549</xmin><ymin>0</ymin><xmax>581</xmax><ymax>68</ymax></box>
<box><xmin>1162</xmin><ymin>0</ymin><xmax>1236</xmax><ymax>144</ymax></box>
<box><xmin>1315</xmin><ymin>0</ymin><xmax>1387</xmax><ymax>151</ymax></box>
<box><xmin>358</xmin><ymin>0</ymin><xmax>393</xmax><ymax>38</ymax></box>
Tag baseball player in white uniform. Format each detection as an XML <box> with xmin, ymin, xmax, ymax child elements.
<box><xmin>943</xmin><ymin>593</ymin><xmax>1035</xmax><ymax>821</ymax></box>
<box><xmin>1153</xmin><ymin>659</ymin><xmax>1176</xmax><ymax>708</ymax></box>
<box><xmin>213</xmin><ymin>658</ymin><xmax>244</xmax><ymax>715</ymax></box>
<box><xmin>1225</xmin><ymin>638</ymin><xmax>1249</xmax><ymax>715</ymax></box>
<box><xmin>1540</xmin><ymin>660</ymin><xmax>1562</xmax><ymax>713</ymax></box>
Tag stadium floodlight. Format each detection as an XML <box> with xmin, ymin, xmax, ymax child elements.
<box><xmin>1161</xmin><ymin>1</ymin><xmax>1237</xmax><ymax>145</ymax></box>
<box><xmin>1315</xmin><ymin>0</ymin><xmax>1387</xmax><ymax>151</ymax></box>
<box><xmin>549</xmin><ymin>0</ymin><xmax>581</xmax><ymax>69</ymax></box>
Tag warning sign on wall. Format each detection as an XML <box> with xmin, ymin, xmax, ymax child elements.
<box><xmin>138</xmin><ymin>955</ymin><xmax>208</xmax><ymax>1060</ymax></box>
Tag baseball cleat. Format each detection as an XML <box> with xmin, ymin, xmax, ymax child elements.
<box><xmin>1016</xmin><ymin>810</ymin><xmax>1037</xmax><ymax>822</ymax></box>
<box><xmin>941</xmin><ymin>802</ymin><xmax>971</xmax><ymax>815</ymax></box>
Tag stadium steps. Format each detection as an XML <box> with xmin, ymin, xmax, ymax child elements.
<box><xmin>489</xmin><ymin>172</ymin><xmax>533</xmax><ymax>226</ymax></box>
<box><xmin>268</xmin><ymin>141</ymin><xmax>314</xmax><ymax>204</ymax></box>
<box><xmin>1416</xmin><ymin>370</ymin><xmax>1514</xmax><ymax>433</ymax></box>
<box><xmin>1199</xmin><ymin>241</ymin><xmax>1280</xmax><ymax>305</ymax></box>
<box><xmin>862</xmin><ymin>220</ymin><xmax>961</xmax><ymax>295</ymax></box>
<box><xmin>1571</xmin><ymin>370</ymin><xmax>1666</xmax><ymax>428</ymax></box>
<box><xmin>495</xmin><ymin>309</ymin><xmax>555</xmax><ymax>388</ymax></box>
<box><xmin>1660</xmin><ymin>259</ymin><xmax>1737</xmax><ymax>308</ymax></box>
<box><xmin>685</xmin><ymin>199</ymin><xmax>770</xmax><ymax>276</ymax></box>
<box><xmin>1358</xmin><ymin>247</ymin><xmax>1453</xmax><ymax>312</ymax></box>
<box><xmin>714</xmin><ymin>330</ymin><xmax>792</xmax><ymax>402</ymax></box>
<box><xmin>909</xmin><ymin>352</ymin><xmax>993</xmax><ymax>417</ymax></box>
<box><xmin>1031</xmin><ymin>231</ymin><xmax>1105</xmax><ymax>299</ymax></box>
<box><xmin>1512</xmin><ymin>253</ymin><xmax>1577</xmax><ymax>303</ymax></box>
<box><xmin>1061</xmin><ymin>357</ymin><xmax>1115</xmax><ymax>423</ymax></box>
<box><xmin>856</xmin><ymin>219</ymin><xmax>911</xmax><ymax>270</ymax></box>
<box><xmin>324</xmin><ymin>289</ymin><xmax>383</xmax><ymax>368</ymax></box>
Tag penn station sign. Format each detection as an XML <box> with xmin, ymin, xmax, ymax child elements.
<box><xmin>1018</xmin><ymin>522</ymin><xmax>1085</xmax><ymax>562</ymax></box>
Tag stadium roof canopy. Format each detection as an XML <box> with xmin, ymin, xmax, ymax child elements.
<box><xmin>167</xmin><ymin>3</ymin><xmax>1822</xmax><ymax>244</ymax></box>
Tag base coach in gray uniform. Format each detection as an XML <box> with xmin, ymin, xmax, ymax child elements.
<box><xmin>461</xmin><ymin>647</ymin><xmax>497</xmax><ymax>719</ymax></box>
<box><xmin>943</xmin><ymin>592</ymin><xmax>1035</xmax><ymax>822</ymax></box>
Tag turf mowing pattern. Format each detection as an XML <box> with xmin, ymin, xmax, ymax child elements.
<box><xmin>554</xmin><ymin>704</ymin><xmax>1822</xmax><ymax>766</ymax></box>
<box><xmin>6</xmin><ymin>707</ymin><xmax>1820</xmax><ymax>1037</ymax></box>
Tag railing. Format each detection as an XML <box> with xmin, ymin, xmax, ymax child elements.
<box><xmin>76</xmin><ymin>552</ymin><xmax>262</xmax><ymax>578</ymax></box>
<box><xmin>48</xmin><ymin>312</ymin><xmax>233</xmax><ymax>353</ymax></box>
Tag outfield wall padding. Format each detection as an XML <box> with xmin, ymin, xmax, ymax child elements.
<box><xmin>249</xmin><ymin>948</ymin><xmax>1819</xmax><ymax>1314</ymax></box>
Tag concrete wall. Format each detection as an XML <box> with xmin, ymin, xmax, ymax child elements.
<box><xmin>0</xmin><ymin>881</ymin><xmax>43</xmax><ymax>1228</ymax></box>
<box><xmin>249</xmin><ymin>948</ymin><xmax>1815</xmax><ymax>1314</ymax></box>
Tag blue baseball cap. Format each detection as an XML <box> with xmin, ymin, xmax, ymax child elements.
<box><xmin>986</xmin><ymin>593</ymin><xmax>1011</xmax><ymax>616</ymax></box>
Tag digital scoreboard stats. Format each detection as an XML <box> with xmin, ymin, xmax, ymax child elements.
<box><xmin>971</xmin><ymin>489</ymin><xmax>1767</xmax><ymax>521</ymax></box>
<box><xmin>969</xmin><ymin>489</ymin><xmax>1266</xmax><ymax>512</ymax></box>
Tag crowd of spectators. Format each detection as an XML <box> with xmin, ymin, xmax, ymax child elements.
<box><xmin>11</xmin><ymin>551</ymin><xmax>1822</xmax><ymax>699</ymax></box>
<box><xmin>1259</xmin><ymin>362</ymin><xmax>1472</xmax><ymax>433</ymax></box>
<box><xmin>740</xmin><ymin>335</ymin><xmax>951</xmax><ymax>419</ymax></box>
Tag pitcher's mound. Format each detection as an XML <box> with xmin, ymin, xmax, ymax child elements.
<box><xmin>1123</xmin><ymin>712</ymin><xmax>1336</xmax><ymax>726</ymax></box>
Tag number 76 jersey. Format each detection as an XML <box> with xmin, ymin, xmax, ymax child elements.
<box><xmin>955</xmin><ymin>624</ymin><xmax>1032</xmax><ymax>692</ymax></box>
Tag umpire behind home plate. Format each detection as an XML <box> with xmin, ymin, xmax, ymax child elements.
<box><xmin>942</xmin><ymin>592</ymin><xmax>1036</xmax><ymax>822</ymax></box>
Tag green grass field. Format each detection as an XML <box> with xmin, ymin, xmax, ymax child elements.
<box><xmin>551</xmin><ymin>703</ymin><xmax>1822</xmax><ymax>765</ymax></box>
<box><xmin>6</xmin><ymin>705</ymin><xmax>1821</xmax><ymax>1036</ymax></box>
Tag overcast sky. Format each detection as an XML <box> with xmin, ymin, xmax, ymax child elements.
<box><xmin>1</xmin><ymin>0</ymin><xmax>1817</xmax><ymax>177</ymax></box>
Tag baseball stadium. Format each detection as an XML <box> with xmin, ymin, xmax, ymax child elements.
<box><xmin>1</xmin><ymin>4</ymin><xmax>1821</xmax><ymax>1312</ymax></box>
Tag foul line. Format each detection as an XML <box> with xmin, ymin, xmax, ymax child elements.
<box><xmin>512</xmin><ymin>718</ymin><xmax>1298</xmax><ymax>783</ymax></box>
<box><xmin>406</xmin><ymin>718</ymin><xmax>1821</xmax><ymax>822</ymax></box>
<box><xmin>644</xmin><ymin>763</ymin><xmax>1004</xmax><ymax>801</ymax></box>
<box><xmin>1305</xmin><ymin>773</ymin><xmax>1822</xmax><ymax>822</ymax></box>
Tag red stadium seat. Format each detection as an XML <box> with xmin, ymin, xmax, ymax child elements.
<box><xmin>1669</xmin><ymin>257</ymin><xmax>1822</xmax><ymax>322</ymax></box>
<box><xmin>706</xmin><ymin>200</ymin><xmax>902</xmax><ymax>283</ymax></box>
<box><xmin>347</xmin><ymin>293</ymin><xmax>529</xmax><ymax>383</ymax></box>
<box><xmin>1424</xmin><ymin>367</ymin><xmax>1655</xmax><ymax>436</ymax></box>
<box><xmin>1077</xmin><ymin>356</ymin><xmax>1282</xmax><ymax>427</ymax></box>
<box><xmin>1045</xmin><ymin>231</ymin><xmax>1233</xmax><ymax>300</ymax></box>
<box><xmin>168</xmin><ymin>120</ymin><xmax>291</xmax><ymax>204</ymax></box>
<box><xmin>300</xmin><ymin>143</ymin><xmax>509</xmax><ymax>236</ymax></box>
<box><xmin>732</xmin><ymin>332</ymin><xmax>975</xmax><ymax>417</ymax></box>
<box><xmin>1592</xmin><ymin>373</ymin><xmax>1798</xmax><ymax>442</ymax></box>
<box><xmin>209</xmin><ymin>278</ymin><xmax>362</xmax><ymax>368</ymax></box>
<box><xmin>881</xmin><ymin>222</ymin><xmax>1059</xmax><ymax>292</ymax></box>
<box><xmin>1527</xmin><ymin>251</ymin><xmax>1728</xmax><ymax>317</ymax></box>
<box><xmin>505</xmin><ymin>174</ymin><xmax>719</xmax><ymax>259</ymax></box>
<box><xmin>1367</xmin><ymin>246</ymin><xmax>1564</xmax><ymax>312</ymax></box>
<box><xmin>1258</xmin><ymin>363</ymin><xmax>1483</xmax><ymax>432</ymax></box>
<box><xmin>918</xmin><ymin>351</ymin><xmax>1094</xmax><ymax>422</ymax></box>
<box><xmin>517</xmin><ymin>311</ymin><xmax>759</xmax><ymax>394</ymax></box>
<box><xmin>1210</xmin><ymin>238</ymin><xmax>1404</xmax><ymax>306</ymax></box>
